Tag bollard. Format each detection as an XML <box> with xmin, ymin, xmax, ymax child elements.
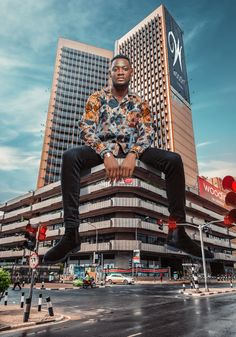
<box><xmin>230</xmin><ymin>280</ymin><xmax>233</xmax><ymax>288</ymax></box>
<box><xmin>38</xmin><ymin>294</ymin><xmax>42</xmax><ymax>312</ymax></box>
<box><xmin>20</xmin><ymin>292</ymin><xmax>25</xmax><ymax>308</ymax></box>
<box><xmin>46</xmin><ymin>296</ymin><xmax>54</xmax><ymax>316</ymax></box>
<box><xmin>23</xmin><ymin>298</ymin><xmax>31</xmax><ymax>322</ymax></box>
<box><xmin>4</xmin><ymin>291</ymin><xmax>8</xmax><ymax>306</ymax></box>
<box><xmin>22</xmin><ymin>281</ymin><xmax>25</xmax><ymax>288</ymax></box>
<box><xmin>41</xmin><ymin>281</ymin><xmax>45</xmax><ymax>289</ymax></box>
<box><xmin>190</xmin><ymin>280</ymin><xmax>193</xmax><ymax>289</ymax></box>
<box><xmin>182</xmin><ymin>283</ymin><xmax>186</xmax><ymax>292</ymax></box>
<box><xmin>193</xmin><ymin>273</ymin><xmax>200</xmax><ymax>293</ymax></box>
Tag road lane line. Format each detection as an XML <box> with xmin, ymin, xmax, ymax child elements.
<box><xmin>127</xmin><ymin>333</ymin><xmax>142</xmax><ymax>337</ymax></box>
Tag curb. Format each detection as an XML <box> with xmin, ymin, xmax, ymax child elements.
<box><xmin>0</xmin><ymin>314</ymin><xmax>65</xmax><ymax>332</ymax></box>
<box><xmin>183</xmin><ymin>288</ymin><xmax>236</xmax><ymax>297</ymax></box>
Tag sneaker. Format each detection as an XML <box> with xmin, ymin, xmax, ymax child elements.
<box><xmin>43</xmin><ymin>228</ymin><xmax>81</xmax><ymax>264</ymax></box>
<box><xmin>166</xmin><ymin>226</ymin><xmax>214</xmax><ymax>259</ymax></box>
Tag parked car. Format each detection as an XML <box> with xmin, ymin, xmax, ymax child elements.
<box><xmin>105</xmin><ymin>273</ymin><xmax>134</xmax><ymax>285</ymax></box>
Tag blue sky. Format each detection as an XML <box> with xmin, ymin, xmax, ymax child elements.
<box><xmin>0</xmin><ymin>0</ymin><xmax>235</xmax><ymax>203</ymax></box>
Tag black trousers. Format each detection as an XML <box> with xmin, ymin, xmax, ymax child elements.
<box><xmin>61</xmin><ymin>145</ymin><xmax>186</xmax><ymax>228</ymax></box>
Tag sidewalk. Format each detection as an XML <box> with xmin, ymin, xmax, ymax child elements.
<box><xmin>183</xmin><ymin>287</ymin><xmax>236</xmax><ymax>297</ymax></box>
<box><xmin>0</xmin><ymin>305</ymin><xmax>65</xmax><ymax>332</ymax></box>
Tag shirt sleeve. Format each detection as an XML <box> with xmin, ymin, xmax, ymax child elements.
<box><xmin>79</xmin><ymin>92</ymin><xmax>109</xmax><ymax>158</ymax></box>
<box><xmin>129</xmin><ymin>100</ymin><xmax>155</xmax><ymax>157</ymax></box>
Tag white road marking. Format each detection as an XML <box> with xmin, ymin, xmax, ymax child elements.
<box><xmin>127</xmin><ymin>333</ymin><xmax>142</xmax><ymax>337</ymax></box>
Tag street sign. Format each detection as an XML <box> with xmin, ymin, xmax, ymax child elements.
<box><xmin>29</xmin><ymin>252</ymin><xmax>39</xmax><ymax>269</ymax></box>
<box><xmin>133</xmin><ymin>250</ymin><xmax>140</xmax><ymax>264</ymax></box>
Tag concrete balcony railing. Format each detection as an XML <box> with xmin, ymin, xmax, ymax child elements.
<box><xmin>30</xmin><ymin>211</ymin><xmax>62</xmax><ymax>227</ymax></box>
<box><xmin>111</xmin><ymin>218</ymin><xmax>168</xmax><ymax>234</ymax></box>
<box><xmin>0</xmin><ymin>220</ymin><xmax>28</xmax><ymax>233</ymax></box>
<box><xmin>0</xmin><ymin>235</ymin><xmax>25</xmax><ymax>245</ymax></box>
<box><xmin>192</xmin><ymin>233</ymin><xmax>231</xmax><ymax>249</ymax></box>
<box><xmin>110</xmin><ymin>240</ymin><xmax>140</xmax><ymax>251</ymax></box>
<box><xmin>80</xmin><ymin>242</ymin><xmax>111</xmax><ymax>252</ymax></box>
<box><xmin>3</xmin><ymin>206</ymin><xmax>32</xmax><ymax>220</ymax></box>
<box><xmin>80</xmin><ymin>221</ymin><xmax>111</xmax><ymax>232</ymax></box>
<box><xmin>0</xmin><ymin>249</ymin><xmax>24</xmax><ymax>258</ymax></box>
<box><xmin>31</xmin><ymin>196</ymin><xmax>62</xmax><ymax>212</ymax></box>
<box><xmin>214</xmin><ymin>252</ymin><xmax>236</xmax><ymax>262</ymax></box>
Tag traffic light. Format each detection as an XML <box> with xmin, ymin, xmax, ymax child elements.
<box><xmin>38</xmin><ymin>225</ymin><xmax>47</xmax><ymax>241</ymax></box>
<box><xmin>23</xmin><ymin>224</ymin><xmax>37</xmax><ymax>251</ymax></box>
<box><xmin>222</xmin><ymin>176</ymin><xmax>236</xmax><ymax>226</ymax></box>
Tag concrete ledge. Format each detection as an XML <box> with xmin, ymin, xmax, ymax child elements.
<box><xmin>0</xmin><ymin>306</ymin><xmax>66</xmax><ymax>332</ymax></box>
<box><xmin>183</xmin><ymin>287</ymin><xmax>236</xmax><ymax>297</ymax></box>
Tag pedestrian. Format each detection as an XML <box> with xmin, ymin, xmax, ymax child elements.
<box><xmin>12</xmin><ymin>273</ymin><xmax>22</xmax><ymax>290</ymax></box>
<box><xmin>43</xmin><ymin>54</ymin><xmax>213</xmax><ymax>264</ymax></box>
<box><xmin>160</xmin><ymin>273</ymin><xmax>163</xmax><ymax>282</ymax></box>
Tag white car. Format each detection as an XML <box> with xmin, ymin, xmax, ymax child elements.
<box><xmin>106</xmin><ymin>273</ymin><xmax>134</xmax><ymax>285</ymax></box>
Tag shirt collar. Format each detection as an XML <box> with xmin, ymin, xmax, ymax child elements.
<box><xmin>102</xmin><ymin>86</ymin><xmax>136</xmax><ymax>104</ymax></box>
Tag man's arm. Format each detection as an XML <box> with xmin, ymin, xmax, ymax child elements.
<box><xmin>79</xmin><ymin>92</ymin><xmax>110</xmax><ymax>159</ymax></box>
<box><xmin>79</xmin><ymin>92</ymin><xmax>120</xmax><ymax>180</ymax></box>
<box><xmin>119</xmin><ymin>101</ymin><xmax>155</xmax><ymax>178</ymax></box>
<box><xmin>129</xmin><ymin>100</ymin><xmax>155</xmax><ymax>158</ymax></box>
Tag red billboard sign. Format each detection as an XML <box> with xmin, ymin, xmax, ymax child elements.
<box><xmin>198</xmin><ymin>176</ymin><xmax>226</xmax><ymax>207</ymax></box>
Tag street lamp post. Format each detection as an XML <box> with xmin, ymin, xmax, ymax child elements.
<box><xmin>177</xmin><ymin>220</ymin><xmax>222</xmax><ymax>292</ymax></box>
<box><xmin>87</xmin><ymin>222</ymin><xmax>98</xmax><ymax>263</ymax></box>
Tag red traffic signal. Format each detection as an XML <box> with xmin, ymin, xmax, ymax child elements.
<box><xmin>222</xmin><ymin>176</ymin><xmax>236</xmax><ymax>192</ymax></box>
<box><xmin>38</xmin><ymin>225</ymin><xmax>47</xmax><ymax>241</ymax></box>
<box><xmin>224</xmin><ymin>210</ymin><xmax>236</xmax><ymax>226</ymax></box>
<box><xmin>223</xmin><ymin>175</ymin><xmax>236</xmax><ymax>226</ymax></box>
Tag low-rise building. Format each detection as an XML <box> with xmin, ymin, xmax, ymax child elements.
<box><xmin>0</xmin><ymin>161</ymin><xmax>235</xmax><ymax>279</ymax></box>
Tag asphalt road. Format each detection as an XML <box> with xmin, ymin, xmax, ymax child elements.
<box><xmin>2</xmin><ymin>284</ymin><xmax>236</xmax><ymax>337</ymax></box>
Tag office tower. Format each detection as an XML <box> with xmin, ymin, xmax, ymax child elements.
<box><xmin>37</xmin><ymin>38</ymin><xmax>113</xmax><ymax>188</ymax></box>
<box><xmin>115</xmin><ymin>5</ymin><xmax>198</xmax><ymax>187</ymax></box>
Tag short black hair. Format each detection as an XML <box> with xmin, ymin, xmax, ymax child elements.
<box><xmin>111</xmin><ymin>54</ymin><xmax>131</xmax><ymax>65</ymax></box>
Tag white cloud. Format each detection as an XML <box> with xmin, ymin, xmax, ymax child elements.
<box><xmin>0</xmin><ymin>146</ymin><xmax>40</xmax><ymax>171</ymax></box>
<box><xmin>198</xmin><ymin>159</ymin><xmax>236</xmax><ymax>179</ymax></box>
<box><xmin>196</xmin><ymin>141</ymin><xmax>217</xmax><ymax>148</ymax></box>
<box><xmin>184</xmin><ymin>21</ymin><xmax>207</xmax><ymax>45</ymax></box>
<box><xmin>0</xmin><ymin>86</ymin><xmax>49</xmax><ymax>134</ymax></box>
<box><xmin>0</xmin><ymin>0</ymin><xmax>59</xmax><ymax>52</ymax></box>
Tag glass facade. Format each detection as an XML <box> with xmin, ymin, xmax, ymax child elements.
<box><xmin>117</xmin><ymin>15</ymin><xmax>170</xmax><ymax>150</ymax></box>
<box><xmin>42</xmin><ymin>45</ymin><xmax>111</xmax><ymax>185</ymax></box>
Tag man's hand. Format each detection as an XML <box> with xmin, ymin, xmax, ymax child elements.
<box><xmin>104</xmin><ymin>153</ymin><xmax>120</xmax><ymax>182</ymax></box>
<box><xmin>119</xmin><ymin>153</ymin><xmax>136</xmax><ymax>179</ymax></box>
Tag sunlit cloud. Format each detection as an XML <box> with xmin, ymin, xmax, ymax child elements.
<box><xmin>0</xmin><ymin>146</ymin><xmax>40</xmax><ymax>171</ymax></box>
<box><xmin>196</xmin><ymin>141</ymin><xmax>217</xmax><ymax>148</ymax></box>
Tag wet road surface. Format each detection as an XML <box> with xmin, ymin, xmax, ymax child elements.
<box><xmin>1</xmin><ymin>284</ymin><xmax>236</xmax><ymax>337</ymax></box>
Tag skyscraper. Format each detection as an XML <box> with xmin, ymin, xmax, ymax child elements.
<box><xmin>115</xmin><ymin>5</ymin><xmax>198</xmax><ymax>187</ymax></box>
<box><xmin>37</xmin><ymin>38</ymin><xmax>113</xmax><ymax>188</ymax></box>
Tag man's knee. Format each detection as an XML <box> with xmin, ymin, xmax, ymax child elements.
<box><xmin>62</xmin><ymin>146</ymin><xmax>83</xmax><ymax>163</ymax></box>
<box><xmin>168</xmin><ymin>152</ymin><xmax>183</xmax><ymax>169</ymax></box>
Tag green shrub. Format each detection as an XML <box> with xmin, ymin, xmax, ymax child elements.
<box><xmin>0</xmin><ymin>268</ymin><xmax>11</xmax><ymax>299</ymax></box>
<box><xmin>73</xmin><ymin>278</ymin><xmax>83</xmax><ymax>287</ymax></box>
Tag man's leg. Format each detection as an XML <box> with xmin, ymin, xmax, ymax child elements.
<box><xmin>43</xmin><ymin>145</ymin><xmax>103</xmax><ymax>264</ymax></box>
<box><xmin>140</xmin><ymin>147</ymin><xmax>213</xmax><ymax>258</ymax></box>
<box><xmin>140</xmin><ymin>147</ymin><xmax>185</xmax><ymax>222</ymax></box>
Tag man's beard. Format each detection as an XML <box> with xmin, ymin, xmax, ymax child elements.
<box><xmin>113</xmin><ymin>81</ymin><xmax>129</xmax><ymax>90</ymax></box>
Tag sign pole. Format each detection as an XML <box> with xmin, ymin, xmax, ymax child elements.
<box><xmin>23</xmin><ymin>224</ymin><xmax>41</xmax><ymax>322</ymax></box>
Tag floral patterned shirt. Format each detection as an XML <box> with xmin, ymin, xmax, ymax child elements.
<box><xmin>79</xmin><ymin>86</ymin><xmax>155</xmax><ymax>159</ymax></box>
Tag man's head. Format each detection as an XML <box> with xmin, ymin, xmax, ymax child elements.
<box><xmin>109</xmin><ymin>54</ymin><xmax>133</xmax><ymax>89</ymax></box>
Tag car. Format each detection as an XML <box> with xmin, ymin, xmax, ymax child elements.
<box><xmin>105</xmin><ymin>273</ymin><xmax>134</xmax><ymax>285</ymax></box>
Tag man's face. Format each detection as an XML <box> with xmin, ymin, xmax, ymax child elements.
<box><xmin>110</xmin><ymin>58</ymin><xmax>133</xmax><ymax>88</ymax></box>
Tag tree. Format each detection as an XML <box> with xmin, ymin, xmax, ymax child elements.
<box><xmin>0</xmin><ymin>268</ymin><xmax>11</xmax><ymax>300</ymax></box>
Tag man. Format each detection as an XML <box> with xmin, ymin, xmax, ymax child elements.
<box><xmin>12</xmin><ymin>273</ymin><xmax>22</xmax><ymax>290</ymax></box>
<box><xmin>43</xmin><ymin>54</ymin><xmax>213</xmax><ymax>264</ymax></box>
